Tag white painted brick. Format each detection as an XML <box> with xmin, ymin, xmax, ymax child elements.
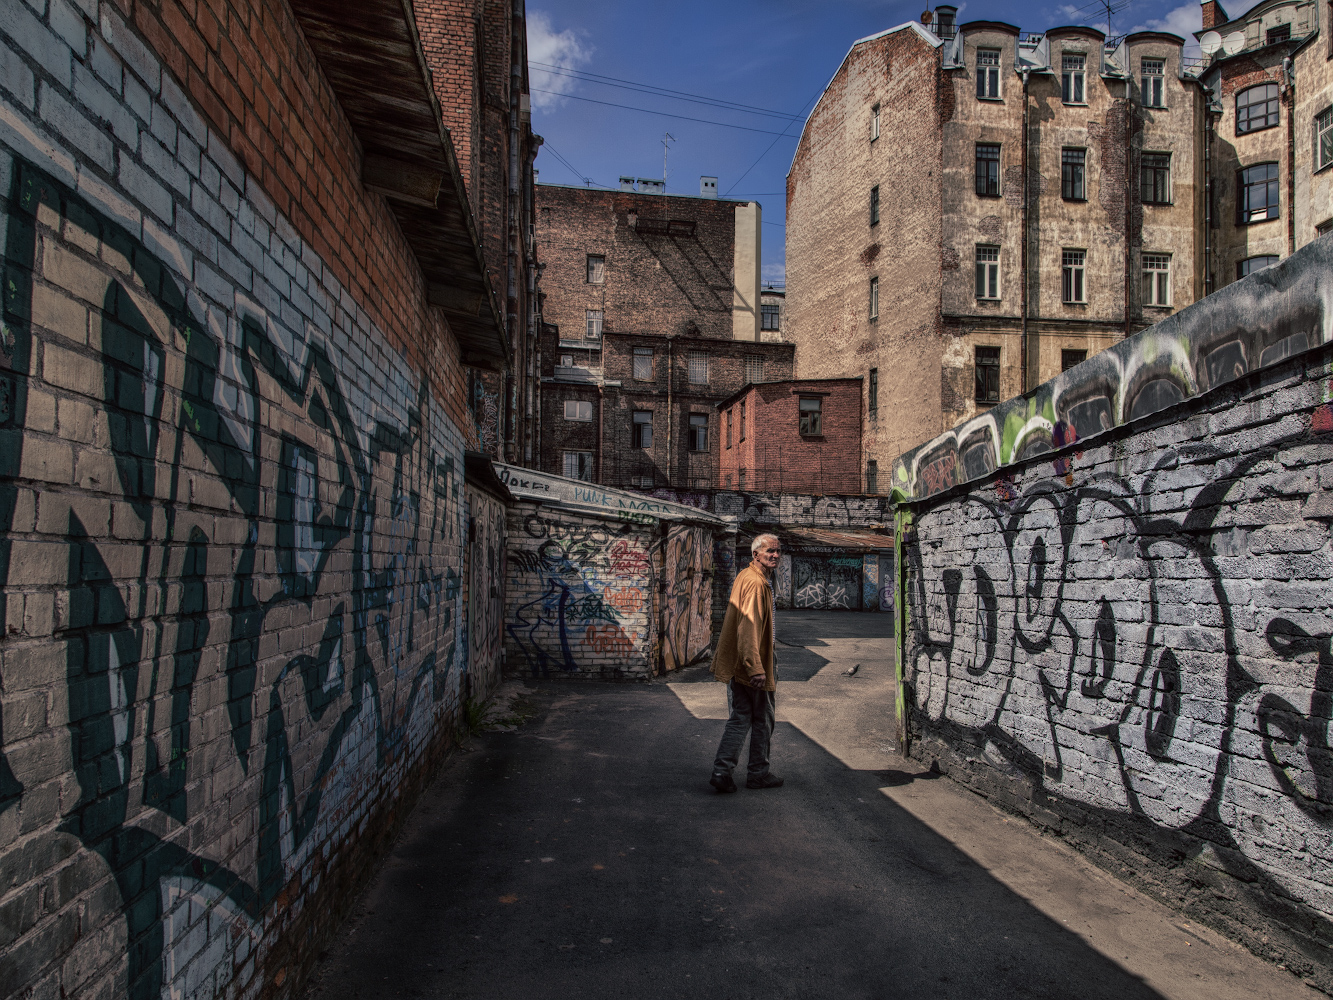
<box><xmin>73</xmin><ymin>60</ymin><xmax>136</xmax><ymax>147</ymax></box>
<box><xmin>4</xmin><ymin>0</ymin><xmax>72</xmax><ymax>88</ymax></box>
<box><xmin>97</xmin><ymin>5</ymin><xmax>158</xmax><ymax>94</ymax></box>
<box><xmin>0</xmin><ymin>41</ymin><xmax>37</xmax><ymax>110</ymax></box>
<box><xmin>140</xmin><ymin>133</ymin><xmax>188</xmax><ymax>197</ymax></box>
<box><xmin>48</xmin><ymin>0</ymin><xmax>86</xmax><ymax>56</ymax></box>
<box><xmin>118</xmin><ymin>153</ymin><xmax>172</xmax><ymax>223</ymax></box>
<box><xmin>38</xmin><ymin>82</ymin><xmax>112</xmax><ymax>170</ymax></box>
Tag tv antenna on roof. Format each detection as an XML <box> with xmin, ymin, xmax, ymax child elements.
<box><xmin>662</xmin><ymin>132</ymin><xmax>676</xmax><ymax>193</ymax></box>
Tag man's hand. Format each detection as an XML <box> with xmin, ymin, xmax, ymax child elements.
<box><xmin>748</xmin><ymin>671</ymin><xmax>766</xmax><ymax>689</ymax></box>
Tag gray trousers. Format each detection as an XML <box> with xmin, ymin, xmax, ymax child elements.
<box><xmin>712</xmin><ymin>679</ymin><xmax>775</xmax><ymax>777</ymax></box>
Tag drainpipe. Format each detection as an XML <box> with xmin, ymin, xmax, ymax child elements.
<box><xmin>1020</xmin><ymin>68</ymin><xmax>1030</xmax><ymax>394</ymax></box>
<box><xmin>1124</xmin><ymin>82</ymin><xmax>1134</xmax><ymax>339</ymax></box>
<box><xmin>665</xmin><ymin>336</ymin><xmax>674</xmax><ymax>487</ymax></box>
<box><xmin>1284</xmin><ymin>55</ymin><xmax>1296</xmax><ymax>256</ymax></box>
<box><xmin>596</xmin><ymin>384</ymin><xmax>604</xmax><ymax>482</ymax></box>
<box><xmin>1204</xmin><ymin>99</ymin><xmax>1214</xmax><ymax>296</ymax></box>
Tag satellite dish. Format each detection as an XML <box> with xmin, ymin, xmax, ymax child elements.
<box><xmin>1199</xmin><ymin>30</ymin><xmax>1222</xmax><ymax>56</ymax></box>
<box><xmin>1221</xmin><ymin>31</ymin><xmax>1245</xmax><ymax>54</ymax></box>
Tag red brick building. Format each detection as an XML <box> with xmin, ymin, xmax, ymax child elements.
<box><xmin>716</xmin><ymin>379</ymin><xmax>865</xmax><ymax>494</ymax></box>
<box><xmin>536</xmin><ymin>183</ymin><xmax>794</xmax><ymax>490</ymax></box>
<box><xmin>417</xmin><ymin>0</ymin><xmax>543</xmax><ymax>464</ymax></box>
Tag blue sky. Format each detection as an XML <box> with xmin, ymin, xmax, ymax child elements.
<box><xmin>528</xmin><ymin>0</ymin><xmax>1258</xmax><ymax>284</ymax></box>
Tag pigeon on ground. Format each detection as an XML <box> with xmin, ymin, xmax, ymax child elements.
<box><xmin>844</xmin><ymin>663</ymin><xmax>860</xmax><ymax>676</ymax></box>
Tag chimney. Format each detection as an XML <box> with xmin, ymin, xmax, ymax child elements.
<box><xmin>700</xmin><ymin>176</ymin><xmax>718</xmax><ymax>198</ymax></box>
<box><xmin>732</xmin><ymin>202</ymin><xmax>762</xmax><ymax>342</ymax></box>
<box><xmin>1201</xmin><ymin>0</ymin><xmax>1230</xmax><ymax>30</ymax></box>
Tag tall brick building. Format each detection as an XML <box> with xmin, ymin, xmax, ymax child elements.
<box><xmin>535</xmin><ymin>184</ymin><xmax>794</xmax><ymax>490</ymax></box>
<box><xmin>787</xmin><ymin>14</ymin><xmax>1207</xmax><ymax>484</ymax></box>
<box><xmin>417</xmin><ymin>0</ymin><xmax>542</xmax><ymax>464</ymax></box>
<box><xmin>788</xmin><ymin>3</ymin><xmax>1331</xmax><ymax>485</ymax></box>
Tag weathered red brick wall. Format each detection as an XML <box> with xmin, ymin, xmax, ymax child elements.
<box><xmin>536</xmin><ymin>185</ymin><xmax>743</xmax><ymax>343</ymax></box>
<box><xmin>126</xmin><ymin>0</ymin><xmax>470</xmax><ymax>431</ymax></box>
<box><xmin>0</xmin><ymin>1</ymin><xmax>490</xmax><ymax>997</ymax></box>
<box><xmin>718</xmin><ymin>379</ymin><xmax>863</xmax><ymax>493</ymax></box>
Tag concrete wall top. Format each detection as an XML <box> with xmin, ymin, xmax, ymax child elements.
<box><xmin>892</xmin><ymin>235</ymin><xmax>1333</xmax><ymax>499</ymax></box>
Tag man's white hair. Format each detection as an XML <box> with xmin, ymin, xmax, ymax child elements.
<box><xmin>750</xmin><ymin>532</ymin><xmax>781</xmax><ymax>555</ymax></box>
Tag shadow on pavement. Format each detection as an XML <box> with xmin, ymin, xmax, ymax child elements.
<box><xmin>303</xmin><ymin>684</ymin><xmax>1164</xmax><ymax>1000</ymax></box>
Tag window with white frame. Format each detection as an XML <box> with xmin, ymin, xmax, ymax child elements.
<box><xmin>688</xmin><ymin>414</ymin><xmax>708</xmax><ymax>451</ymax></box>
<box><xmin>562</xmin><ymin>450</ymin><xmax>594</xmax><ymax>481</ymax></box>
<box><xmin>1142</xmin><ymin>253</ymin><xmax>1171</xmax><ymax>307</ymax></box>
<box><xmin>585</xmin><ymin>309</ymin><xmax>603</xmax><ymax>338</ymax></box>
<box><xmin>1141</xmin><ymin>58</ymin><xmax>1164</xmax><ymax>107</ymax></box>
<box><xmin>871</xmin><ymin>103</ymin><xmax>881</xmax><ymax>141</ymax></box>
<box><xmin>586</xmin><ymin>254</ymin><xmax>605</xmax><ymax>284</ymax></box>
<box><xmin>1062</xmin><ymin>249</ymin><xmax>1087</xmax><ymax>303</ymax></box>
<box><xmin>1316</xmin><ymin>106</ymin><xmax>1333</xmax><ymax>171</ymax></box>
<box><xmin>975</xmin><ymin>245</ymin><xmax>1000</xmax><ymax>299</ymax></box>
<box><xmin>869</xmin><ymin>276</ymin><xmax>879</xmax><ymax>319</ymax></box>
<box><xmin>744</xmin><ymin>356</ymin><xmax>765</xmax><ymax>383</ymax></box>
<box><xmin>687</xmin><ymin>351</ymin><xmax>709</xmax><ymax>384</ymax></box>
<box><xmin>976</xmin><ymin>48</ymin><xmax>1001</xmax><ymax>99</ymax></box>
<box><xmin>633</xmin><ymin>347</ymin><xmax>653</xmax><ymax>381</ymax></box>
<box><xmin>564</xmin><ymin>399</ymin><xmax>593</xmax><ymax>422</ymax></box>
<box><xmin>1062</xmin><ymin>53</ymin><xmax>1086</xmax><ymax>104</ymax></box>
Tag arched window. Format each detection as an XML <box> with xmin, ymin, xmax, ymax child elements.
<box><xmin>1236</xmin><ymin>83</ymin><xmax>1279</xmax><ymax>134</ymax></box>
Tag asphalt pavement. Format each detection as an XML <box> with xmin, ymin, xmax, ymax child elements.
<box><xmin>302</xmin><ymin>611</ymin><xmax>1319</xmax><ymax>1000</ymax></box>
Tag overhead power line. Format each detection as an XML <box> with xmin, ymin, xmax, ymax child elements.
<box><xmin>530</xmin><ymin>61</ymin><xmax>802</xmax><ymax>121</ymax></box>
<box><xmin>529</xmin><ymin>89</ymin><xmax>802</xmax><ymax>136</ymax></box>
<box><xmin>540</xmin><ymin>140</ymin><xmax>604</xmax><ymax>188</ymax></box>
<box><xmin>722</xmin><ymin>87</ymin><xmax>823</xmax><ymax>197</ymax></box>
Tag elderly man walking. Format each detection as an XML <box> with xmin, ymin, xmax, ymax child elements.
<box><xmin>709</xmin><ymin>533</ymin><xmax>784</xmax><ymax>792</ymax></box>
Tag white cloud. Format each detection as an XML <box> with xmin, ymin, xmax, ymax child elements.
<box><xmin>1132</xmin><ymin>2</ymin><xmax>1203</xmax><ymax>56</ymax></box>
<box><xmin>762</xmin><ymin>262</ymin><xmax>786</xmax><ymax>286</ymax></box>
<box><xmin>527</xmin><ymin>11</ymin><xmax>592</xmax><ymax>110</ymax></box>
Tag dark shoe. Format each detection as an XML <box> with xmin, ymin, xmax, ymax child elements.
<box><xmin>746</xmin><ymin>772</ymin><xmax>784</xmax><ymax>789</ymax></box>
<box><xmin>709</xmin><ymin>771</ymin><xmax>738</xmax><ymax>793</ymax></box>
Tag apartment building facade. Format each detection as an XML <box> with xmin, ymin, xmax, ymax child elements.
<box><xmin>417</xmin><ymin>0</ymin><xmax>543</xmax><ymax>464</ymax></box>
<box><xmin>1196</xmin><ymin>0</ymin><xmax>1329</xmax><ymax>288</ymax></box>
<box><xmin>536</xmin><ymin>184</ymin><xmax>794</xmax><ymax>490</ymax></box>
<box><xmin>787</xmin><ymin>13</ymin><xmax>1207</xmax><ymax>485</ymax></box>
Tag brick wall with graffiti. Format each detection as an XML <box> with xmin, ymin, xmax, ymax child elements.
<box><xmin>504</xmin><ymin>502</ymin><xmax>720</xmax><ymax>680</ymax></box>
<box><xmin>900</xmin><ymin>239</ymin><xmax>1333</xmax><ymax>989</ymax></box>
<box><xmin>0</xmin><ymin>4</ymin><xmax>487</xmax><ymax>999</ymax></box>
<box><xmin>465</xmin><ymin>486</ymin><xmax>507</xmax><ymax>696</ymax></box>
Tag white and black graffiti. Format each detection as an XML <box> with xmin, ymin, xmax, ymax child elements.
<box><xmin>906</xmin><ymin>418</ymin><xmax>1333</xmax><ymax>932</ymax></box>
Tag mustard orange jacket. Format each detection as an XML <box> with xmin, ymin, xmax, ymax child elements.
<box><xmin>711</xmin><ymin>563</ymin><xmax>775</xmax><ymax>691</ymax></box>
